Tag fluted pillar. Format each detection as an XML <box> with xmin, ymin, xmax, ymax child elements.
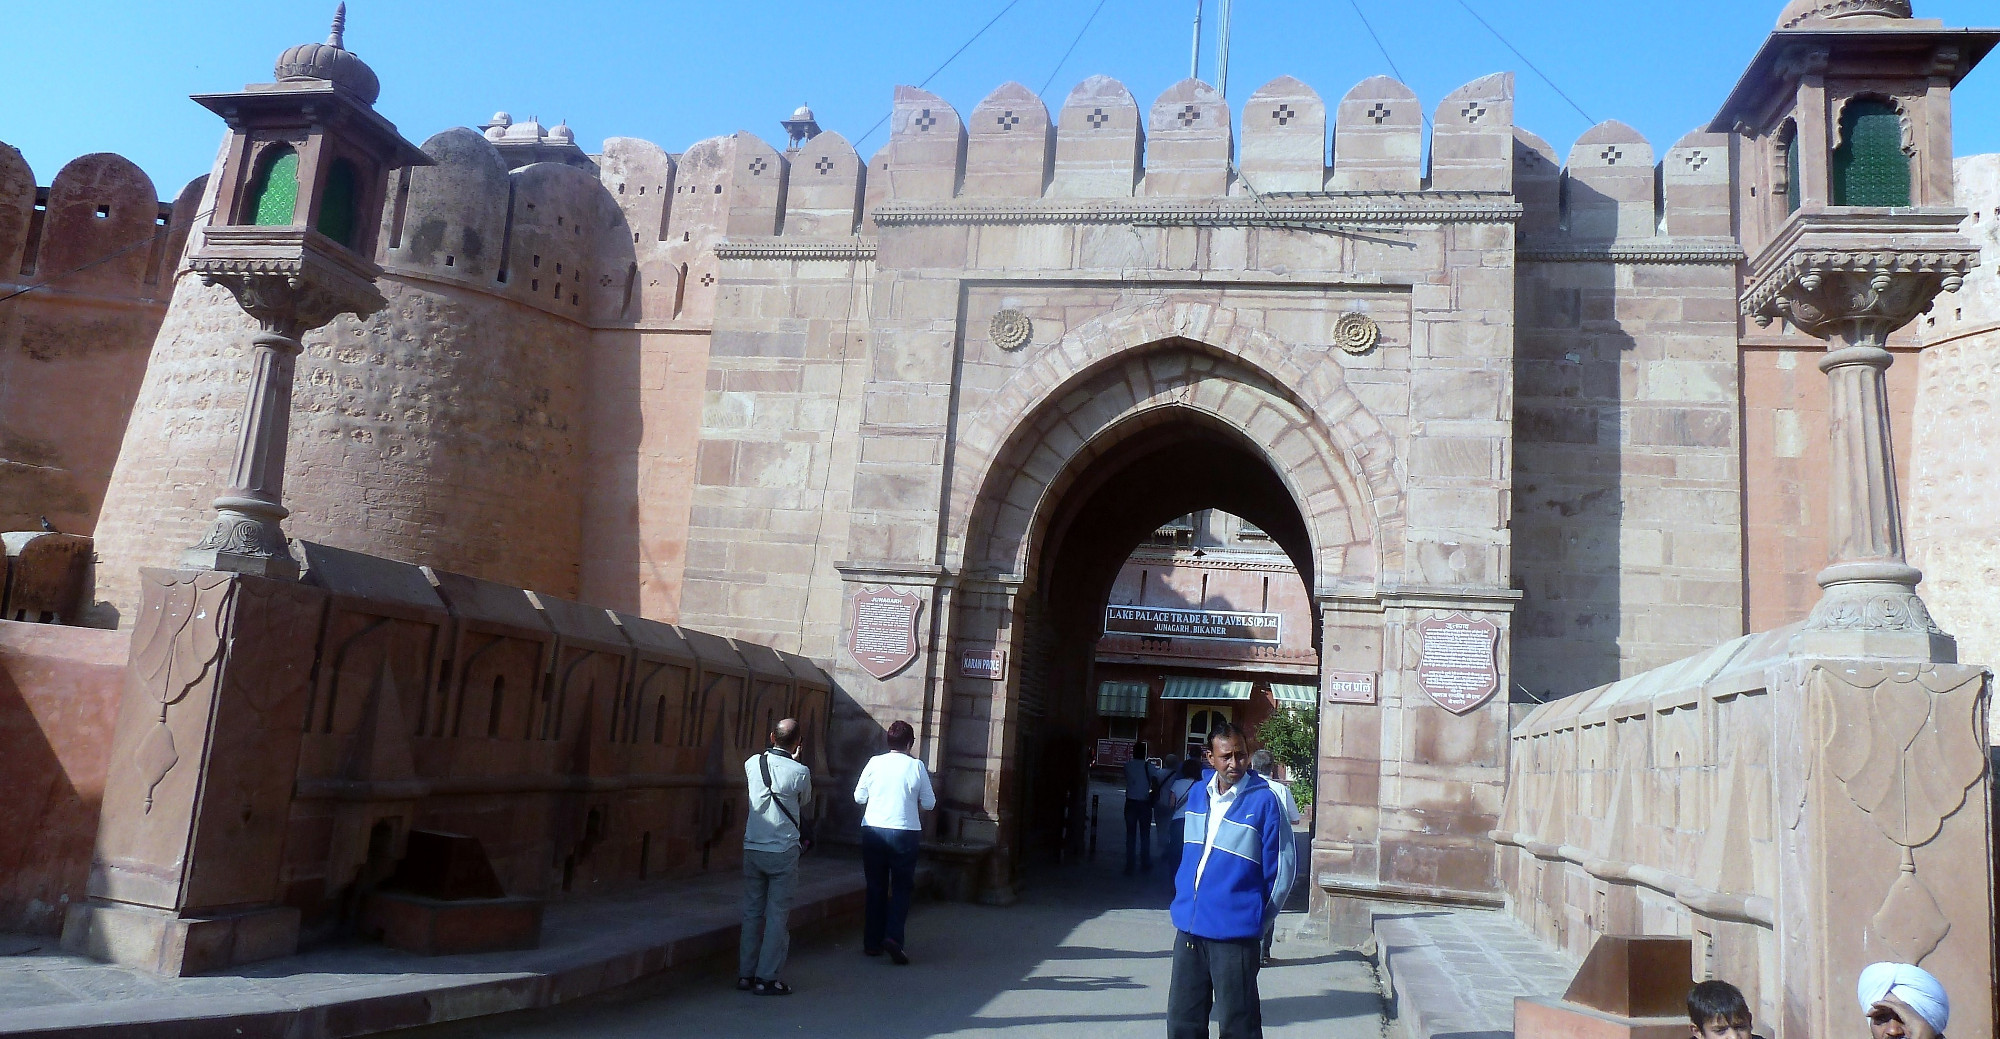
<box><xmin>179</xmin><ymin>270</ymin><xmax>380</xmax><ymax>580</ymax></box>
<box><xmin>1749</xmin><ymin>255</ymin><xmax>1973</xmax><ymax>660</ymax></box>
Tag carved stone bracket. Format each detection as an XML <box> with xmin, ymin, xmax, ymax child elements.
<box><xmin>1746</xmin><ymin>255</ymin><xmax>1974</xmax><ymax>338</ymax></box>
<box><xmin>197</xmin><ymin>270</ymin><xmax>379</xmax><ymax>339</ymax></box>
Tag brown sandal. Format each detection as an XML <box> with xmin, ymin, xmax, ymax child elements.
<box><xmin>753</xmin><ymin>979</ymin><xmax>794</xmax><ymax>995</ymax></box>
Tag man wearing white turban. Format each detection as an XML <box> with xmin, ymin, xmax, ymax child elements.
<box><xmin>1859</xmin><ymin>962</ymin><xmax>1950</xmax><ymax>1039</ymax></box>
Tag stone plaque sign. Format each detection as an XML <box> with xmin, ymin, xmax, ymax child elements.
<box><xmin>850</xmin><ymin>587</ymin><xmax>923</xmax><ymax>679</ymax></box>
<box><xmin>959</xmin><ymin>646</ymin><xmax>1006</xmax><ymax>681</ymax></box>
<box><xmin>1415</xmin><ymin>614</ymin><xmax>1500</xmax><ymax>714</ymax></box>
<box><xmin>1104</xmin><ymin>605</ymin><xmax>1281</xmax><ymax>644</ymax></box>
<box><xmin>1324</xmin><ymin>670</ymin><xmax>1378</xmax><ymax>706</ymax></box>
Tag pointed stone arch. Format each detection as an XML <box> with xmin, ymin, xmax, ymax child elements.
<box><xmin>947</xmin><ymin>299</ymin><xmax>1405</xmax><ymax>595</ymax></box>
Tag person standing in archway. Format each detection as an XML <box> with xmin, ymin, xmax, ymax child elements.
<box><xmin>1123</xmin><ymin>741</ymin><xmax>1168</xmax><ymax>875</ymax></box>
<box><xmin>853</xmin><ymin>720</ymin><xmax>934</xmax><ymax>965</ymax></box>
<box><xmin>1167</xmin><ymin>723</ymin><xmax>1296</xmax><ymax>1039</ymax></box>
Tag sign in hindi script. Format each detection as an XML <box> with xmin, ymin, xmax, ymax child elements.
<box><xmin>1416</xmin><ymin>615</ymin><xmax>1499</xmax><ymax>713</ymax></box>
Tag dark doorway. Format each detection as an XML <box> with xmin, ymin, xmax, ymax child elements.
<box><xmin>1010</xmin><ymin>413</ymin><xmax>1319</xmax><ymax>870</ymax></box>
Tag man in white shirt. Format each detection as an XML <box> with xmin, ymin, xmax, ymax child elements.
<box><xmin>739</xmin><ymin>718</ymin><xmax>811</xmax><ymax>995</ymax></box>
<box><xmin>853</xmin><ymin>719</ymin><xmax>935</xmax><ymax>965</ymax></box>
<box><xmin>1249</xmin><ymin>748</ymin><xmax>1301</xmax><ymax>965</ymax></box>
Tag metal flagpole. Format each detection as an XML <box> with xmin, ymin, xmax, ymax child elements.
<box><xmin>1217</xmin><ymin>0</ymin><xmax>1233</xmax><ymax>98</ymax></box>
<box><xmin>1190</xmin><ymin>0</ymin><xmax>1204</xmax><ymax>81</ymax></box>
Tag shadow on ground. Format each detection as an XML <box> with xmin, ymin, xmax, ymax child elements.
<box><xmin>385</xmin><ymin>781</ymin><xmax>1383</xmax><ymax>1039</ymax></box>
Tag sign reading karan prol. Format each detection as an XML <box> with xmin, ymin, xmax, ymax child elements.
<box><xmin>1103</xmin><ymin>605</ymin><xmax>1281</xmax><ymax>644</ymax></box>
<box><xmin>1415</xmin><ymin>613</ymin><xmax>1500</xmax><ymax>714</ymax></box>
<box><xmin>1323</xmin><ymin>670</ymin><xmax>1379</xmax><ymax>706</ymax></box>
<box><xmin>958</xmin><ymin>647</ymin><xmax>1006</xmax><ymax>682</ymax></box>
<box><xmin>849</xmin><ymin>587</ymin><xmax>923</xmax><ymax>680</ymax></box>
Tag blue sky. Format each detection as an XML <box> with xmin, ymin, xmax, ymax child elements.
<box><xmin>3</xmin><ymin>1</ymin><xmax>1997</xmax><ymax>196</ymax></box>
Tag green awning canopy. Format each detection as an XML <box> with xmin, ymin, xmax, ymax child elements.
<box><xmin>1160</xmin><ymin>676</ymin><xmax>1254</xmax><ymax>701</ymax></box>
<box><xmin>1271</xmin><ymin>683</ymin><xmax>1318</xmax><ymax>707</ymax></box>
<box><xmin>1097</xmin><ymin>681</ymin><xmax>1150</xmax><ymax>718</ymax></box>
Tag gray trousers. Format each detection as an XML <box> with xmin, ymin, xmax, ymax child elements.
<box><xmin>739</xmin><ymin>846</ymin><xmax>800</xmax><ymax>981</ymax></box>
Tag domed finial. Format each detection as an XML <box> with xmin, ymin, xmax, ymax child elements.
<box><xmin>328</xmin><ymin>2</ymin><xmax>347</xmax><ymax>49</ymax></box>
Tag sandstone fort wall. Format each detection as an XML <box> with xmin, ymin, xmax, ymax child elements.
<box><xmin>0</xmin><ymin>142</ymin><xmax>201</xmax><ymax>539</ymax></box>
<box><xmin>17</xmin><ymin>68</ymin><xmax>1994</xmax><ymax>709</ymax></box>
<box><xmin>1911</xmin><ymin>155</ymin><xmax>2000</xmax><ymax>732</ymax></box>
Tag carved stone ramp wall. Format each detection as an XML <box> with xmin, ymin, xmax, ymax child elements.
<box><xmin>57</xmin><ymin>545</ymin><xmax>837</xmax><ymax>976</ymax></box>
<box><xmin>1495</xmin><ymin>625</ymin><xmax>1993</xmax><ymax>1039</ymax></box>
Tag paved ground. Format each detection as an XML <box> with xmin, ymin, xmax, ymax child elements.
<box><xmin>387</xmin><ymin>782</ymin><xmax>1385</xmax><ymax>1039</ymax></box>
<box><xmin>1374</xmin><ymin>906</ymin><xmax>1572</xmax><ymax>1039</ymax></box>
<box><xmin>0</xmin><ymin>856</ymin><xmax>885</xmax><ymax>1037</ymax></box>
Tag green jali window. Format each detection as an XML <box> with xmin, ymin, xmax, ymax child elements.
<box><xmin>316</xmin><ymin>159</ymin><xmax>360</xmax><ymax>247</ymax></box>
<box><xmin>247</xmin><ymin>146</ymin><xmax>299</xmax><ymax>226</ymax></box>
<box><xmin>1832</xmin><ymin>99</ymin><xmax>1911</xmax><ymax>207</ymax></box>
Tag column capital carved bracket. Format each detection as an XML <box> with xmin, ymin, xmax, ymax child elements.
<box><xmin>1743</xmin><ymin>248</ymin><xmax>1976</xmax><ymax>338</ymax></box>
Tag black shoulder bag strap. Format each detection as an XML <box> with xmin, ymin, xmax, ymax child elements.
<box><xmin>759</xmin><ymin>750</ymin><xmax>812</xmax><ymax>852</ymax></box>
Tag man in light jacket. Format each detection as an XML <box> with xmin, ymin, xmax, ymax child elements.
<box><xmin>740</xmin><ymin>717</ymin><xmax>811</xmax><ymax>995</ymax></box>
<box><xmin>1167</xmin><ymin>723</ymin><xmax>1297</xmax><ymax>1039</ymax></box>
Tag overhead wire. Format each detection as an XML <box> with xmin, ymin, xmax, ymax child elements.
<box><xmin>1039</xmin><ymin>0</ymin><xmax>1112</xmax><ymax>97</ymax></box>
<box><xmin>1346</xmin><ymin>0</ymin><xmax>1430</xmax><ymax>134</ymax></box>
<box><xmin>854</xmin><ymin>0</ymin><xmax>1028</xmax><ymax>149</ymax></box>
<box><xmin>0</xmin><ymin>207</ymin><xmax>209</xmax><ymax>307</ymax></box>
<box><xmin>1452</xmin><ymin>0</ymin><xmax>1597</xmax><ymax>126</ymax></box>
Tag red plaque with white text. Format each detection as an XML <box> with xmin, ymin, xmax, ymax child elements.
<box><xmin>1415</xmin><ymin>614</ymin><xmax>1500</xmax><ymax>714</ymax></box>
<box><xmin>849</xmin><ymin>587</ymin><xmax>923</xmax><ymax>680</ymax></box>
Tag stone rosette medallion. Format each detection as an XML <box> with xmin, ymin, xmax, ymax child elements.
<box><xmin>989</xmin><ymin>308</ymin><xmax>1033</xmax><ymax>351</ymax></box>
<box><xmin>849</xmin><ymin>586</ymin><xmax>924</xmax><ymax>679</ymax></box>
<box><xmin>1334</xmin><ymin>312</ymin><xmax>1379</xmax><ymax>355</ymax></box>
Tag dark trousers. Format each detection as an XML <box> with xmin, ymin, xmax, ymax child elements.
<box><xmin>860</xmin><ymin>825</ymin><xmax>919</xmax><ymax>951</ymax></box>
<box><xmin>1162</xmin><ymin>817</ymin><xmax>1187</xmax><ymax>874</ymax></box>
<box><xmin>1124</xmin><ymin>798</ymin><xmax>1153</xmax><ymax>872</ymax></box>
<box><xmin>1167</xmin><ymin>930</ymin><xmax>1263</xmax><ymax>1039</ymax></box>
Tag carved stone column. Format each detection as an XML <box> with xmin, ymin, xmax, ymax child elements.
<box><xmin>178</xmin><ymin>238</ymin><xmax>387</xmax><ymax>578</ymax></box>
<box><xmin>1746</xmin><ymin>231</ymin><xmax>1978</xmax><ymax>660</ymax></box>
<box><xmin>183</xmin><ymin>273</ymin><xmax>367</xmax><ymax>579</ymax></box>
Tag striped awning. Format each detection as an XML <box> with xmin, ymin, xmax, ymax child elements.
<box><xmin>1097</xmin><ymin>681</ymin><xmax>1150</xmax><ymax>718</ymax></box>
<box><xmin>1270</xmin><ymin>683</ymin><xmax>1318</xmax><ymax>708</ymax></box>
<box><xmin>1160</xmin><ymin>676</ymin><xmax>1254</xmax><ymax>701</ymax></box>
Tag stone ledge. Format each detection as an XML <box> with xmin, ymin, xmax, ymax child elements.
<box><xmin>1375</xmin><ymin>905</ymin><xmax>1573</xmax><ymax>1039</ymax></box>
<box><xmin>0</xmin><ymin>856</ymin><xmax>910</xmax><ymax>1039</ymax></box>
<box><xmin>872</xmin><ymin>195</ymin><xmax>1523</xmax><ymax>228</ymax></box>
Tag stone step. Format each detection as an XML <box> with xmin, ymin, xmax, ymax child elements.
<box><xmin>0</xmin><ymin>854</ymin><xmax>913</xmax><ymax>1038</ymax></box>
<box><xmin>1375</xmin><ymin>905</ymin><xmax>1575</xmax><ymax>1039</ymax></box>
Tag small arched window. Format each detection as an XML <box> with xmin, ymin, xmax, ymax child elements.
<box><xmin>1832</xmin><ymin>98</ymin><xmax>1911</xmax><ymax>207</ymax></box>
<box><xmin>1780</xmin><ymin>121</ymin><xmax>1802</xmax><ymax>214</ymax></box>
<box><xmin>316</xmin><ymin>158</ymin><xmax>361</xmax><ymax>246</ymax></box>
<box><xmin>246</xmin><ymin>145</ymin><xmax>299</xmax><ymax>226</ymax></box>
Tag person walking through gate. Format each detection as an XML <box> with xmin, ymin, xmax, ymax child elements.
<box><xmin>1162</xmin><ymin>757</ymin><xmax>1202</xmax><ymax>876</ymax></box>
<box><xmin>740</xmin><ymin>717</ymin><xmax>812</xmax><ymax>995</ymax></box>
<box><xmin>1249</xmin><ymin>748</ymin><xmax>1302</xmax><ymax>965</ymax></box>
<box><xmin>1123</xmin><ymin>741</ymin><xmax>1168</xmax><ymax>875</ymax></box>
<box><xmin>854</xmin><ymin>719</ymin><xmax>934</xmax><ymax>965</ymax></box>
<box><xmin>1167</xmin><ymin>722</ymin><xmax>1296</xmax><ymax>1039</ymax></box>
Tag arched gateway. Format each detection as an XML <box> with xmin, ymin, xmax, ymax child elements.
<box><xmin>673</xmin><ymin>75</ymin><xmax>1527</xmax><ymax>917</ymax></box>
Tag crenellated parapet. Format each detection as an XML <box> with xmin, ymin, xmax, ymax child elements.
<box><xmin>0</xmin><ymin>142</ymin><xmax>200</xmax><ymax>304</ymax></box>
<box><xmin>1512</xmin><ymin>122</ymin><xmax>1739</xmax><ymax>259</ymax></box>
<box><xmin>0</xmin><ymin>140</ymin><xmax>206</xmax><ymax>539</ymax></box>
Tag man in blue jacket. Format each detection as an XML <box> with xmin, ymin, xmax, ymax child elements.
<box><xmin>1167</xmin><ymin>721</ymin><xmax>1297</xmax><ymax>1039</ymax></box>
